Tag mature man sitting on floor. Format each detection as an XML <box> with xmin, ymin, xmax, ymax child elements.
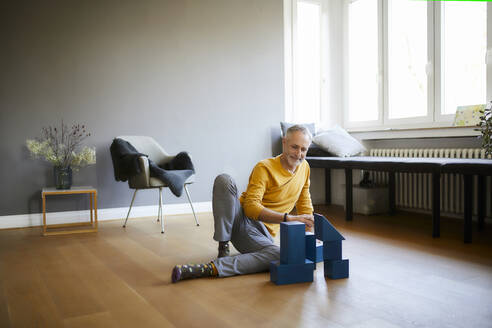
<box><xmin>172</xmin><ymin>125</ymin><xmax>315</xmax><ymax>282</ymax></box>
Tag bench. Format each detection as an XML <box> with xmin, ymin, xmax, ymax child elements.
<box><xmin>307</xmin><ymin>156</ymin><xmax>492</xmax><ymax>243</ymax></box>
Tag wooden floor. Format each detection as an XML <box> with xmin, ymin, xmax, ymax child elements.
<box><xmin>1</xmin><ymin>205</ymin><xmax>492</xmax><ymax>328</ymax></box>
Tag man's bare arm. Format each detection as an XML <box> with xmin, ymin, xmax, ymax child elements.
<box><xmin>258</xmin><ymin>208</ymin><xmax>314</xmax><ymax>229</ymax></box>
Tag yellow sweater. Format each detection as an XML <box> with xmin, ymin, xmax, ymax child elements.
<box><xmin>239</xmin><ymin>155</ymin><xmax>314</xmax><ymax>237</ymax></box>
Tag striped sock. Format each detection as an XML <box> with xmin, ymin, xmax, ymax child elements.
<box><xmin>172</xmin><ymin>262</ymin><xmax>218</xmax><ymax>283</ymax></box>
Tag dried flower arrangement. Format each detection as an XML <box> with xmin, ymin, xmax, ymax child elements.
<box><xmin>26</xmin><ymin>121</ymin><xmax>96</xmax><ymax>169</ymax></box>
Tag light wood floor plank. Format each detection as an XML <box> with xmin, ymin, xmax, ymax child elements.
<box><xmin>31</xmin><ymin>245</ymin><xmax>106</xmax><ymax>319</ymax></box>
<box><xmin>63</xmin><ymin>311</ymin><xmax>117</xmax><ymax>328</ymax></box>
<box><xmin>0</xmin><ymin>266</ymin><xmax>11</xmax><ymax>327</ymax></box>
<box><xmin>57</xmin><ymin>241</ymin><xmax>175</xmax><ymax>328</ymax></box>
<box><xmin>1</xmin><ymin>249</ymin><xmax>64</xmax><ymax>327</ymax></box>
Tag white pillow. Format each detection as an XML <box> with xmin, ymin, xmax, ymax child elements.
<box><xmin>313</xmin><ymin>126</ymin><xmax>366</xmax><ymax>157</ymax></box>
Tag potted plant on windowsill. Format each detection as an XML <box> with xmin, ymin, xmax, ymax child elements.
<box><xmin>26</xmin><ymin>121</ymin><xmax>96</xmax><ymax>189</ymax></box>
<box><xmin>477</xmin><ymin>101</ymin><xmax>492</xmax><ymax>157</ymax></box>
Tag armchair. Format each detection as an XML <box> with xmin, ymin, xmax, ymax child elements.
<box><xmin>117</xmin><ymin>136</ymin><xmax>199</xmax><ymax>233</ymax></box>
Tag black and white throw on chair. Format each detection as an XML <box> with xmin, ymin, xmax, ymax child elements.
<box><xmin>110</xmin><ymin>136</ymin><xmax>199</xmax><ymax>233</ymax></box>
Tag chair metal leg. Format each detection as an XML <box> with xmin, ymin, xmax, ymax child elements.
<box><xmin>123</xmin><ymin>189</ymin><xmax>138</xmax><ymax>228</ymax></box>
<box><xmin>159</xmin><ymin>187</ymin><xmax>164</xmax><ymax>234</ymax></box>
<box><xmin>157</xmin><ymin>188</ymin><xmax>161</xmax><ymax>222</ymax></box>
<box><xmin>184</xmin><ymin>184</ymin><xmax>199</xmax><ymax>226</ymax></box>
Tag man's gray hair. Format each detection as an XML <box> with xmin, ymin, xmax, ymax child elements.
<box><xmin>285</xmin><ymin>124</ymin><xmax>313</xmax><ymax>141</ymax></box>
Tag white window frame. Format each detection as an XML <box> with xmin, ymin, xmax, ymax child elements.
<box><xmin>433</xmin><ymin>1</ymin><xmax>447</xmax><ymax>124</ymax></box>
<box><xmin>343</xmin><ymin>0</ymin><xmax>490</xmax><ymax>130</ymax></box>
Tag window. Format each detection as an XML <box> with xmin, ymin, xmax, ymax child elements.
<box><xmin>348</xmin><ymin>0</ymin><xmax>379</xmax><ymax>123</ymax></box>
<box><xmin>284</xmin><ymin>0</ymin><xmax>329</xmax><ymax>126</ymax></box>
<box><xmin>442</xmin><ymin>1</ymin><xmax>487</xmax><ymax>116</ymax></box>
<box><xmin>345</xmin><ymin>0</ymin><xmax>489</xmax><ymax>129</ymax></box>
<box><xmin>387</xmin><ymin>0</ymin><xmax>428</xmax><ymax>120</ymax></box>
<box><xmin>294</xmin><ymin>1</ymin><xmax>322</xmax><ymax>124</ymax></box>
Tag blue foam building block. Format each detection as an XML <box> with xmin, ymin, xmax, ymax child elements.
<box><xmin>324</xmin><ymin>259</ymin><xmax>349</xmax><ymax>279</ymax></box>
<box><xmin>314</xmin><ymin>213</ymin><xmax>345</xmax><ymax>242</ymax></box>
<box><xmin>305</xmin><ymin>232</ymin><xmax>323</xmax><ymax>263</ymax></box>
<box><xmin>323</xmin><ymin>241</ymin><xmax>342</xmax><ymax>260</ymax></box>
<box><xmin>280</xmin><ymin>221</ymin><xmax>306</xmax><ymax>265</ymax></box>
<box><xmin>315</xmin><ymin>243</ymin><xmax>323</xmax><ymax>263</ymax></box>
<box><xmin>270</xmin><ymin>259</ymin><xmax>315</xmax><ymax>285</ymax></box>
<box><xmin>305</xmin><ymin>232</ymin><xmax>315</xmax><ymax>262</ymax></box>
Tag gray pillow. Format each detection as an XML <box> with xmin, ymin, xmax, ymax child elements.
<box><xmin>280</xmin><ymin>122</ymin><xmax>316</xmax><ymax>138</ymax></box>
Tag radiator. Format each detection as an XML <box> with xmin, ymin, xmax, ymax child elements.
<box><xmin>368</xmin><ymin>148</ymin><xmax>492</xmax><ymax>218</ymax></box>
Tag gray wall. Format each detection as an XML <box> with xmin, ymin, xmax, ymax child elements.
<box><xmin>0</xmin><ymin>0</ymin><xmax>284</xmax><ymax>216</ymax></box>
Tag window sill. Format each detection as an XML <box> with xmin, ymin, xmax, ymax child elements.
<box><xmin>347</xmin><ymin>126</ymin><xmax>481</xmax><ymax>140</ymax></box>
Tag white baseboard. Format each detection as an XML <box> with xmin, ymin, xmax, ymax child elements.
<box><xmin>0</xmin><ymin>201</ymin><xmax>212</xmax><ymax>230</ymax></box>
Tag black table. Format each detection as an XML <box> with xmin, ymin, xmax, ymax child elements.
<box><xmin>307</xmin><ymin>156</ymin><xmax>492</xmax><ymax>243</ymax></box>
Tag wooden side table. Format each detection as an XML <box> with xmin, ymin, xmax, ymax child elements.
<box><xmin>42</xmin><ymin>186</ymin><xmax>98</xmax><ymax>236</ymax></box>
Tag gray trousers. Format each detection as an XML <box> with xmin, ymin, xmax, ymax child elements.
<box><xmin>212</xmin><ymin>174</ymin><xmax>280</xmax><ymax>277</ymax></box>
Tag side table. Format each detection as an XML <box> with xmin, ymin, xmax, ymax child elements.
<box><xmin>42</xmin><ymin>186</ymin><xmax>98</xmax><ymax>236</ymax></box>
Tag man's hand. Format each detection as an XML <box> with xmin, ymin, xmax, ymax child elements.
<box><xmin>286</xmin><ymin>214</ymin><xmax>314</xmax><ymax>231</ymax></box>
<box><xmin>257</xmin><ymin>208</ymin><xmax>314</xmax><ymax>231</ymax></box>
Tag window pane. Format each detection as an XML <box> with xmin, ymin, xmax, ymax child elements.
<box><xmin>348</xmin><ymin>0</ymin><xmax>379</xmax><ymax>122</ymax></box>
<box><xmin>294</xmin><ymin>1</ymin><xmax>321</xmax><ymax>123</ymax></box>
<box><xmin>443</xmin><ymin>2</ymin><xmax>486</xmax><ymax>115</ymax></box>
<box><xmin>388</xmin><ymin>0</ymin><xmax>427</xmax><ymax>119</ymax></box>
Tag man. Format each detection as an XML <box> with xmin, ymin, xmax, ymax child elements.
<box><xmin>172</xmin><ymin>125</ymin><xmax>314</xmax><ymax>282</ymax></box>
